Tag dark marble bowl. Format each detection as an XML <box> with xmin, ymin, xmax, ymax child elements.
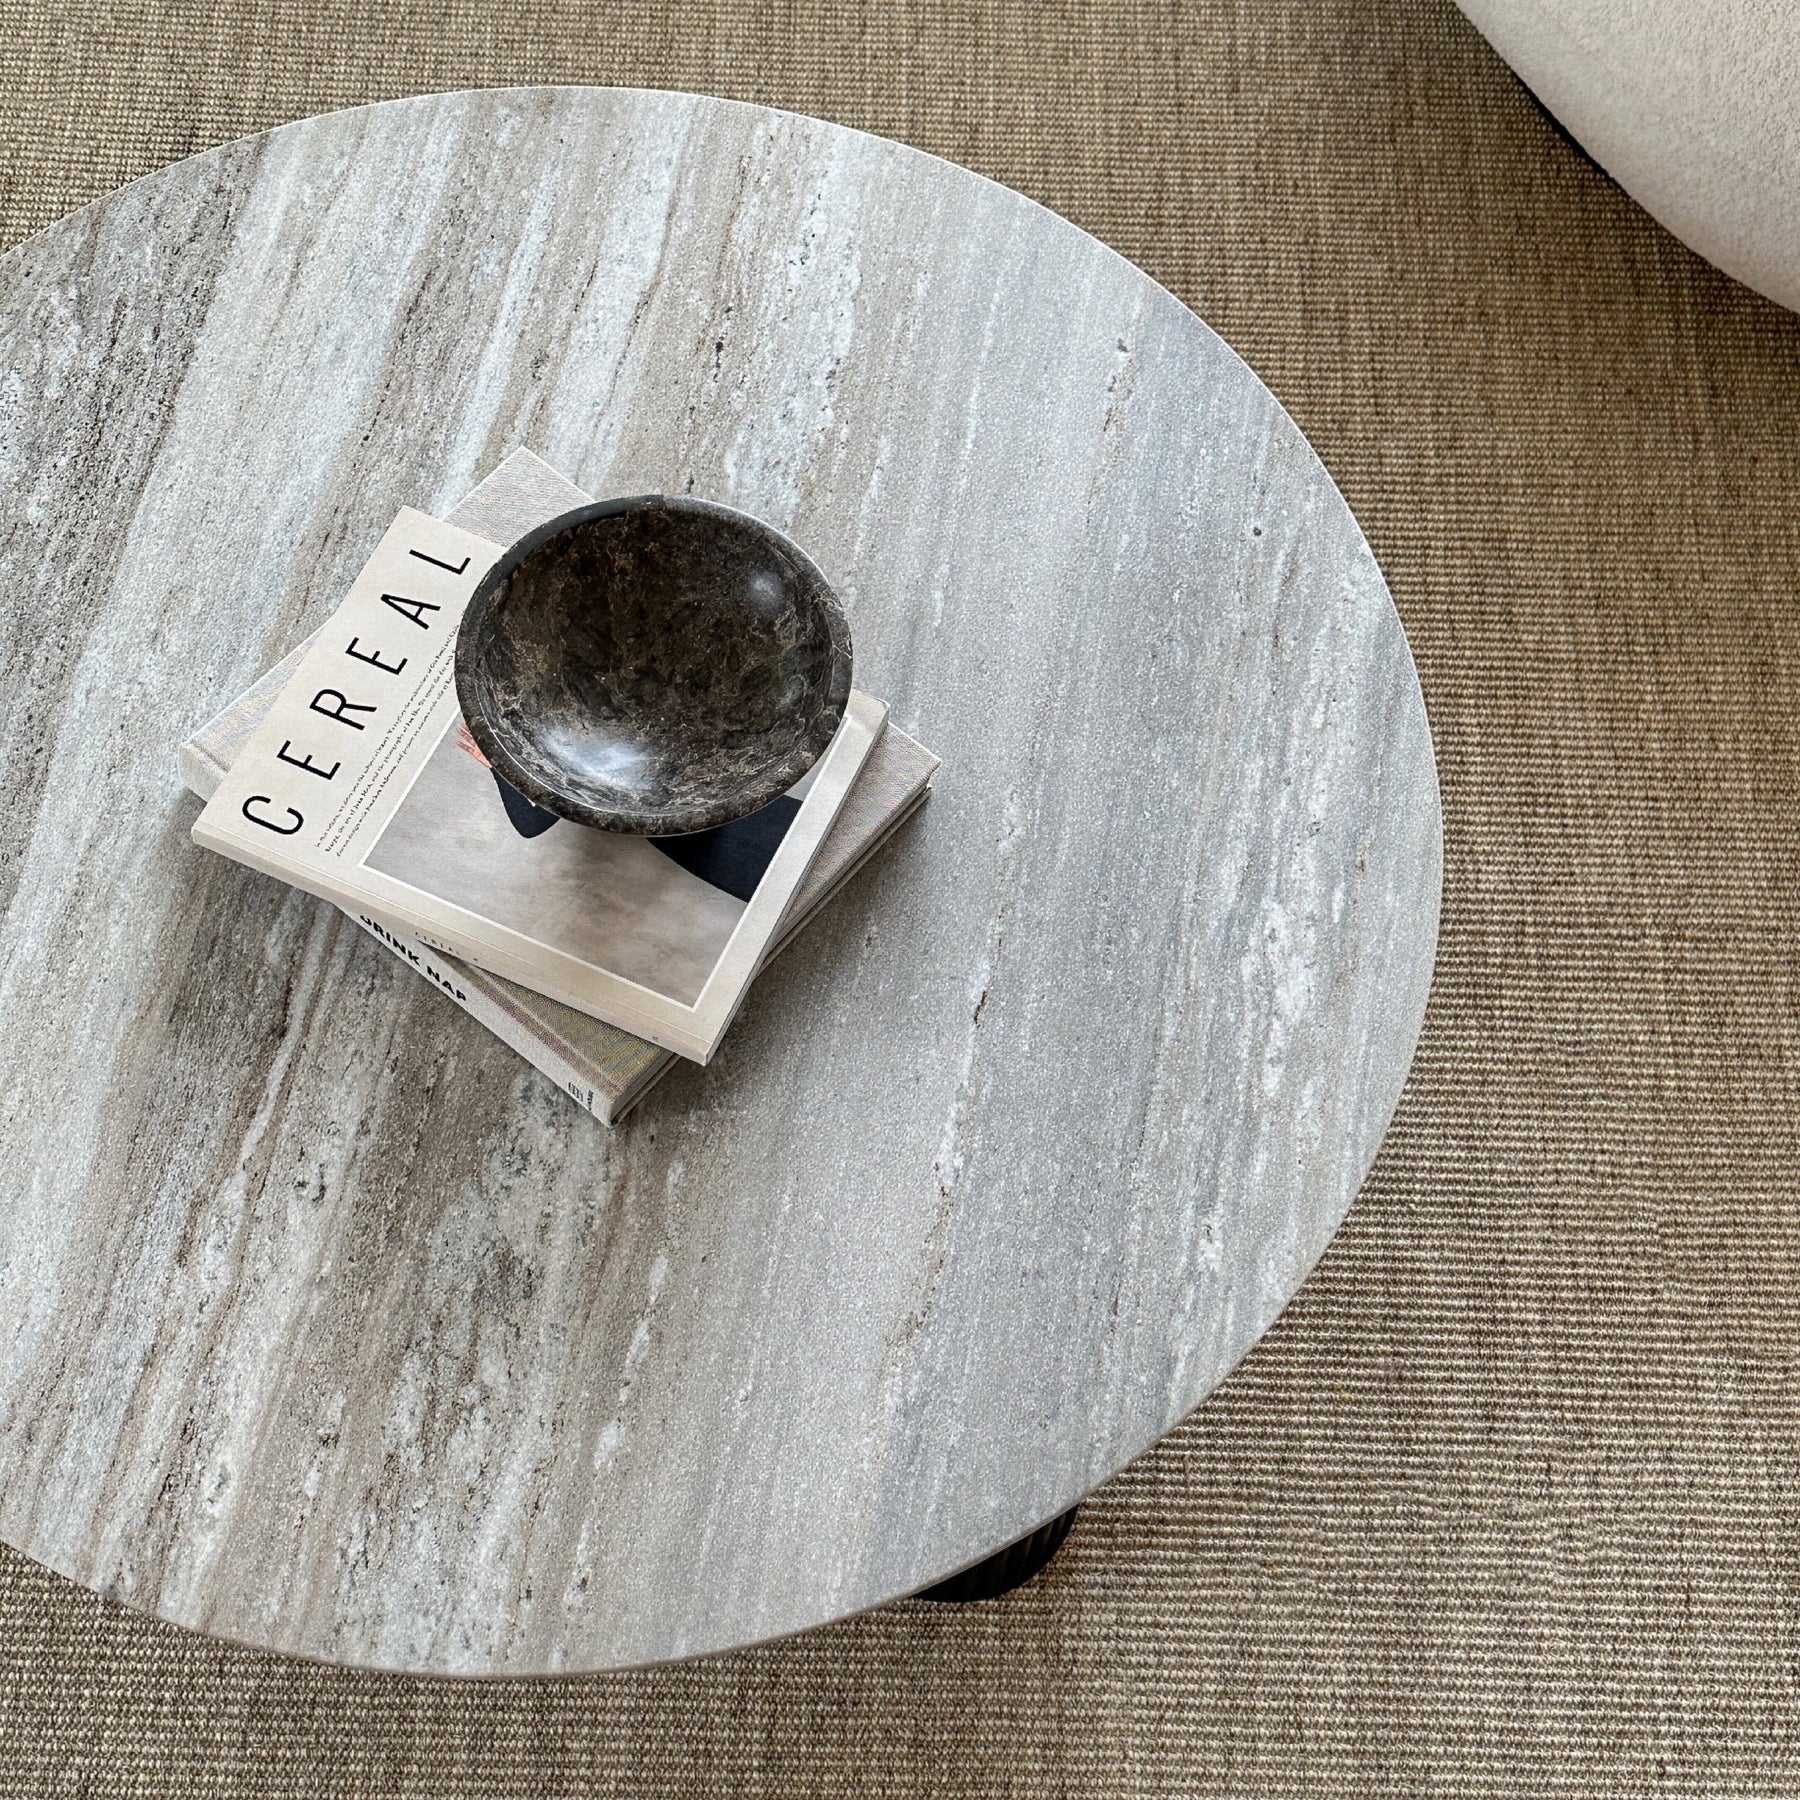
<box><xmin>455</xmin><ymin>496</ymin><xmax>854</xmax><ymax>836</ymax></box>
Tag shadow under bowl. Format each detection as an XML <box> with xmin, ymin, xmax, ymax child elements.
<box><xmin>454</xmin><ymin>495</ymin><xmax>854</xmax><ymax>836</ymax></box>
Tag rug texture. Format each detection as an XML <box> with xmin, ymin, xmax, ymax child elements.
<box><xmin>1</xmin><ymin>0</ymin><xmax>1796</xmax><ymax>1794</ymax></box>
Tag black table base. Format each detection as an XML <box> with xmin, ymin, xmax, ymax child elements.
<box><xmin>917</xmin><ymin>1507</ymin><xmax>1080</xmax><ymax>1603</ymax></box>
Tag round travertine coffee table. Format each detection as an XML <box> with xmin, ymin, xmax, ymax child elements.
<box><xmin>0</xmin><ymin>88</ymin><xmax>1440</xmax><ymax>1674</ymax></box>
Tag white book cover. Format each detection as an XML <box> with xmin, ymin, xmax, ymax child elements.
<box><xmin>180</xmin><ymin>452</ymin><xmax>937</xmax><ymax>1125</ymax></box>
<box><xmin>191</xmin><ymin>506</ymin><xmax>887</xmax><ymax>1063</ymax></box>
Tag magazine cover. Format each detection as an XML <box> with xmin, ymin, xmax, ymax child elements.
<box><xmin>192</xmin><ymin>506</ymin><xmax>888</xmax><ymax>1062</ymax></box>
<box><xmin>180</xmin><ymin>452</ymin><xmax>937</xmax><ymax>1121</ymax></box>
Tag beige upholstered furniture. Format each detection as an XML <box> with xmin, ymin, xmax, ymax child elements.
<box><xmin>1456</xmin><ymin>0</ymin><xmax>1800</xmax><ymax>310</ymax></box>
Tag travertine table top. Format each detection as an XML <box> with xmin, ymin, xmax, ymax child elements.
<box><xmin>0</xmin><ymin>87</ymin><xmax>1440</xmax><ymax>1674</ymax></box>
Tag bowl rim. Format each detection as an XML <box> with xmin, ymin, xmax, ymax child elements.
<box><xmin>454</xmin><ymin>492</ymin><xmax>855</xmax><ymax>836</ymax></box>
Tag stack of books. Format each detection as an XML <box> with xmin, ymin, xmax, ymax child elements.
<box><xmin>181</xmin><ymin>450</ymin><xmax>936</xmax><ymax>1123</ymax></box>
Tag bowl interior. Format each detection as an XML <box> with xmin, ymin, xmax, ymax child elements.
<box><xmin>456</xmin><ymin>498</ymin><xmax>853</xmax><ymax>835</ymax></box>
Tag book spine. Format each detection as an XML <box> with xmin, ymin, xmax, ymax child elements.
<box><xmin>349</xmin><ymin>914</ymin><xmax>616</xmax><ymax>1122</ymax></box>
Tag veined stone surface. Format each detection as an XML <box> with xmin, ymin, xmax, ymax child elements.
<box><xmin>457</xmin><ymin>495</ymin><xmax>855</xmax><ymax>836</ymax></box>
<box><xmin>0</xmin><ymin>87</ymin><xmax>1441</xmax><ymax>1674</ymax></box>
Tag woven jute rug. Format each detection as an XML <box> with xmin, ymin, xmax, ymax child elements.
<box><xmin>2</xmin><ymin>1</ymin><xmax>1796</xmax><ymax>1793</ymax></box>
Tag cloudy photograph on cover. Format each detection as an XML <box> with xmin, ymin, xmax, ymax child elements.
<box><xmin>364</xmin><ymin>719</ymin><xmax>800</xmax><ymax>1007</ymax></box>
